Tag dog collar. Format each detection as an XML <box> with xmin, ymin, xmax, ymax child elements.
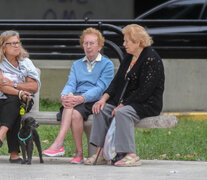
<box><xmin>18</xmin><ymin>132</ymin><xmax>32</xmax><ymax>145</ymax></box>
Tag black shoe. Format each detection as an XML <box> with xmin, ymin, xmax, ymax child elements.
<box><xmin>56</xmin><ymin>106</ymin><xmax>64</xmax><ymax>121</ymax></box>
<box><xmin>56</xmin><ymin>112</ymin><xmax>62</xmax><ymax>121</ymax></box>
<box><xmin>9</xmin><ymin>158</ymin><xmax>23</xmax><ymax>164</ymax></box>
<box><xmin>111</xmin><ymin>153</ymin><xmax>127</xmax><ymax>165</ymax></box>
<box><xmin>0</xmin><ymin>139</ymin><xmax>3</xmax><ymax>148</ymax></box>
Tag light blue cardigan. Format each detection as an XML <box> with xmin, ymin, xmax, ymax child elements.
<box><xmin>61</xmin><ymin>55</ymin><xmax>114</xmax><ymax>102</ymax></box>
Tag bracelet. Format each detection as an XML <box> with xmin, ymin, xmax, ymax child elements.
<box><xmin>21</xmin><ymin>93</ymin><xmax>26</xmax><ymax>100</ymax></box>
<box><xmin>18</xmin><ymin>90</ymin><xmax>22</xmax><ymax>100</ymax></box>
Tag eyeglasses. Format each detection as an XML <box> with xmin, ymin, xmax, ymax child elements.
<box><xmin>83</xmin><ymin>41</ymin><xmax>97</xmax><ymax>47</ymax></box>
<box><xmin>4</xmin><ymin>41</ymin><xmax>22</xmax><ymax>47</ymax></box>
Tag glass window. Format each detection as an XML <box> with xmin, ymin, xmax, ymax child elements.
<box><xmin>142</xmin><ymin>0</ymin><xmax>205</xmax><ymax>19</ymax></box>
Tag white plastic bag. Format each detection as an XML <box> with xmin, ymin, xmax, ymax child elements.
<box><xmin>103</xmin><ymin>117</ymin><xmax>117</xmax><ymax>160</ymax></box>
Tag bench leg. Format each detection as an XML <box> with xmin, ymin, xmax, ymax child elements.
<box><xmin>84</xmin><ymin>124</ymin><xmax>97</xmax><ymax>157</ymax></box>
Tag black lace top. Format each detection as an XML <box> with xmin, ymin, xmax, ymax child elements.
<box><xmin>105</xmin><ymin>46</ymin><xmax>165</xmax><ymax>119</ymax></box>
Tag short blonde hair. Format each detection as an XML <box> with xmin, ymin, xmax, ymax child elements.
<box><xmin>0</xmin><ymin>30</ymin><xmax>29</xmax><ymax>62</ymax></box>
<box><xmin>80</xmin><ymin>27</ymin><xmax>104</xmax><ymax>48</ymax></box>
<box><xmin>122</xmin><ymin>24</ymin><xmax>153</xmax><ymax>47</ymax></box>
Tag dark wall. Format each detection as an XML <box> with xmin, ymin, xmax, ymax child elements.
<box><xmin>134</xmin><ymin>0</ymin><xmax>168</xmax><ymax>18</ymax></box>
<box><xmin>0</xmin><ymin>0</ymin><xmax>134</xmax><ymax>19</ymax></box>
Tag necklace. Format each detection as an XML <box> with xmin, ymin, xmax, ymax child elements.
<box><xmin>132</xmin><ymin>56</ymin><xmax>137</xmax><ymax>61</ymax></box>
<box><xmin>126</xmin><ymin>56</ymin><xmax>137</xmax><ymax>75</ymax></box>
<box><xmin>130</xmin><ymin>56</ymin><xmax>137</xmax><ymax>69</ymax></box>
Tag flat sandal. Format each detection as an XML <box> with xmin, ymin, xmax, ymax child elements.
<box><xmin>84</xmin><ymin>154</ymin><xmax>107</xmax><ymax>165</ymax></box>
<box><xmin>114</xmin><ymin>155</ymin><xmax>142</xmax><ymax>167</ymax></box>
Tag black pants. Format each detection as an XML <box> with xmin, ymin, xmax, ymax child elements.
<box><xmin>0</xmin><ymin>95</ymin><xmax>21</xmax><ymax>153</ymax></box>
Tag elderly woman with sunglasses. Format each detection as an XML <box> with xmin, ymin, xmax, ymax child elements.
<box><xmin>43</xmin><ymin>27</ymin><xmax>114</xmax><ymax>164</ymax></box>
<box><xmin>0</xmin><ymin>30</ymin><xmax>40</xmax><ymax>163</ymax></box>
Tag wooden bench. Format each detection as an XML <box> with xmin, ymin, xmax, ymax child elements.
<box><xmin>24</xmin><ymin>69</ymin><xmax>178</xmax><ymax>157</ymax></box>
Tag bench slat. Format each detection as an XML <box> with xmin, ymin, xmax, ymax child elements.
<box><xmin>24</xmin><ymin>112</ymin><xmax>178</xmax><ymax>128</ymax></box>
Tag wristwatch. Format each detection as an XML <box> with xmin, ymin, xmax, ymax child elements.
<box><xmin>14</xmin><ymin>82</ymin><xmax>18</xmax><ymax>89</ymax></box>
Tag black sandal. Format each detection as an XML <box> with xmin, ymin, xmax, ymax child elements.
<box><xmin>9</xmin><ymin>158</ymin><xmax>23</xmax><ymax>164</ymax></box>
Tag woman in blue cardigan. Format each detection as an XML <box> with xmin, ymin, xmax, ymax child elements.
<box><xmin>43</xmin><ymin>28</ymin><xmax>114</xmax><ymax>164</ymax></box>
<box><xmin>85</xmin><ymin>24</ymin><xmax>165</xmax><ymax>167</ymax></box>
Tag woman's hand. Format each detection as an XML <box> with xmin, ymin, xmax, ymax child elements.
<box><xmin>111</xmin><ymin>103</ymin><xmax>124</xmax><ymax>116</ymax></box>
<box><xmin>0</xmin><ymin>78</ymin><xmax>12</xmax><ymax>87</ymax></box>
<box><xmin>61</xmin><ymin>95</ymin><xmax>84</xmax><ymax>109</ymax></box>
<box><xmin>19</xmin><ymin>90</ymin><xmax>33</xmax><ymax>102</ymax></box>
<box><xmin>92</xmin><ymin>99</ymin><xmax>106</xmax><ymax>114</ymax></box>
<box><xmin>0</xmin><ymin>78</ymin><xmax>4</xmax><ymax>86</ymax></box>
<box><xmin>92</xmin><ymin>93</ymin><xmax>110</xmax><ymax>114</ymax></box>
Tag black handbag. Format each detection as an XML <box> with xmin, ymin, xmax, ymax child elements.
<box><xmin>56</xmin><ymin>105</ymin><xmax>64</xmax><ymax>121</ymax></box>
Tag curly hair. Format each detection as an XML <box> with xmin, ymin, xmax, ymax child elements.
<box><xmin>79</xmin><ymin>27</ymin><xmax>105</xmax><ymax>48</ymax></box>
<box><xmin>122</xmin><ymin>24</ymin><xmax>153</xmax><ymax>47</ymax></box>
<box><xmin>0</xmin><ymin>30</ymin><xmax>29</xmax><ymax>62</ymax></box>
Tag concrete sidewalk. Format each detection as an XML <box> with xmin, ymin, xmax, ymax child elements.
<box><xmin>0</xmin><ymin>156</ymin><xmax>206</xmax><ymax>180</ymax></box>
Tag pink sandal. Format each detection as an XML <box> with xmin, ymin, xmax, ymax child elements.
<box><xmin>42</xmin><ymin>147</ymin><xmax>65</xmax><ymax>157</ymax></box>
<box><xmin>70</xmin><ymin>157</ymin><xmax>84</xmax><ymax>164</ymax></box>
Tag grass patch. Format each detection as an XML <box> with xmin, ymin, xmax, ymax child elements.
<box><xmin>1</xmin><ymin>98</ymin><xmax>207</xmax><ymax>161</ymax></box>
<box><xmin>135</xmin><ymin>119</ymin><xmax>207</xmax><ymax>161</ymax></box>
<box><xmin>39</xmin><ymin>98</ymin><xmax>61</xmax><ymax>111</ymax></box>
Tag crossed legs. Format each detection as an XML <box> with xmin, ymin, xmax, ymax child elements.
<box><xmin>71</xmin><ymin>110</ymin><xmax>84</xmax><ymax>158</ymax></box>
<box><xmin>49</xmin><ymin>108</ymin><xmax>73</xmax><ymax>150</ymax></box>
<box><xmin>45</xmin><ymin>108</ymin><xmax>84</xmax><ymax>159</ymax></box>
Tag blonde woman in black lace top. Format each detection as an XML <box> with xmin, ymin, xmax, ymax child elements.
<box><xmin>85</xmin><ymin>24</ymin><xmax>165</xmax><ymax>166</ymax></box>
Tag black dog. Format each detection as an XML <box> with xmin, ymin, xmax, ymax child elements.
<box><xmin>18</xmin><ymin>117</ymin><xmax>44</xmax><ymax>164</ymax></box>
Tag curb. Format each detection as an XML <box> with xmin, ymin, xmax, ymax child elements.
<box><xmin>162</xmin><ymin>112</ymin><xmax>207</xmax><ymax>121</ymax></box>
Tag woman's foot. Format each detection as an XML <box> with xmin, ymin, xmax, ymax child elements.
<box><xmin>84</xmin><ymin>154</ymin><xmax>107</xmax><ymax>165</ymax></box>
<box><xmin>9</xmin><ymin>158</ymin><xmax>23</xmax><ymax>164</ymax></box>
<box><xmin>42</xmin><ymin>147</ymin><xmax>65</xmax><ymax>157</ymax></box>
<box><xmin>70</xmin><ymin>157</ymin><xmax>84</xmax><ymax>164</ymax></box>
<box><xmin>9</xmin><ymin>152</ymin><xmax>23</xmax><ymax>164</ymax></box>
<box><xmin>70</xmin><ymin>150</ymin><xmax>84</xmax><ymax>164</ymax></box>
<box><xmin>114</xmin><ymin>154</ymin><xmax>141</xmax><ymax>167</ymax></box>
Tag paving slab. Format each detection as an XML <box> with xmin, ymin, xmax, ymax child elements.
<box><xmin>0</xmin><ymin>156</ymin><xmax>206</xmax><ymax>180</ymax></box>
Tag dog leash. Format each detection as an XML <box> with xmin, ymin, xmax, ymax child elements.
<box><xmin>18</xmin><ymin>132</ymin><xmax>32</xmax><ymax>145</ymax></box>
